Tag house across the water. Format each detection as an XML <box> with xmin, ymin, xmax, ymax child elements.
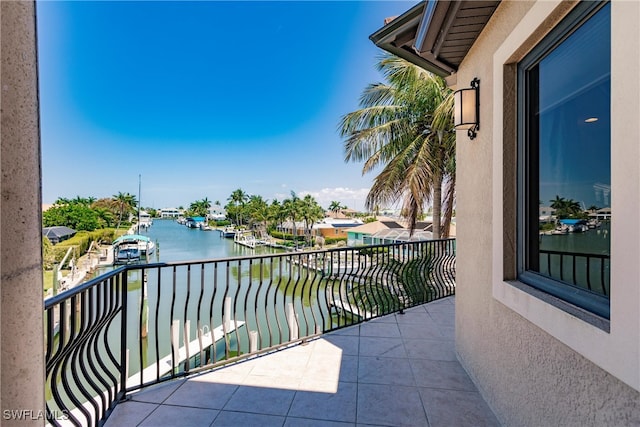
<box><xmin>43</xmin><ymin>226</ymin><xmax>76</xmax><ymax>244</ymax></box>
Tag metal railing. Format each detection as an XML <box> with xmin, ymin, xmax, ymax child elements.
<box><xmin>44</xmin><ymin>239</ymin><xmax>456</xmax><ymax>426</ymax></box>
<box><xmin>539</xmin><ymin>249</ymin><xmax>610</xmax><ymax>296</ymax></box>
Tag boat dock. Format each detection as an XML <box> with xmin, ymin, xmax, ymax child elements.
<box><xmin>126</xmin><ymin>320</ymin><xmax>246</xmax><ymax>387</ymax></box>
<box><xmin>327</xmin><ymin>283</ymin><xmax>374</xmax><ymax>319</ymax></box>
<box><xmin>329</xmin><ymin>299</ymin><xmax>373</xmax><ymax>319</ymax></box>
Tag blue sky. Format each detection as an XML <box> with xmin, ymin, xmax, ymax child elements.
<box><xmin>37</xmin><ymin>1</ymin><xmax>416</xmax><ymax>211</ymax></box>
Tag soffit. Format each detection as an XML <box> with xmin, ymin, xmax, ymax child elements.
<box><xmin>370</xmin><ymin>0</ymin><xmax>500</xmax><ymax>77</ymax></box>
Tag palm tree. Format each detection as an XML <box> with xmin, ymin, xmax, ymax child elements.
<box><xmin>94</xmin><ymin>207</ymin><xmax>114</xmax><ymax>228</ymax></box>
<box><xmin>328</xmin><ymin>201</ymin><xmax>343</xmax><ymax>218</ymax></box>
<box><xmin>339</xmin><ymin>53</ymin><xmax>455</xmax><ymax>238</ymax></box>
<box><xmin>549</xmin><ymin>195</ymin><xmax>567</xmax><ymax>210</ymax></box>
<box><xmin>227</xmin><ymin>188</ymin><xmax>248</xmax><ymax>226</ymax></box>
<box><xmin>300</xmin><ymin>194</ymin><xmax>324</xmax><ymax>245</ymax></box>
<box><xmin>282</xmin><ymin>191</ymin><xmax>301</xmax><ymax>246</ymax></box>
<box><xmin>549</xmin><ymin>195</ymin><xmax>583</xmax><ymax>219</ymax></box>
<box><xmin>246</xmin><ymin>195</ymin><xmax>269</xmax><ymax>230</ymax></box>
<box><xmin>112</xmin><ymin>192</ymin><xmax>138</xmax><ymax>229</ymax></box>
<box><xmin>268</xmin><ymin>199</ymin><xmax>285</xmax><ymax>234</ymax></box>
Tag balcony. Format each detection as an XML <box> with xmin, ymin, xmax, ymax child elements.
<box><xmin>44</xmin><ymin>239</ymin><xmax>498</xmax><ymax>426</ymax></box>
<box><xmin>105</xmin><ymin>296</ymin><xmax>499</xmax><ymax>426</ymax></box>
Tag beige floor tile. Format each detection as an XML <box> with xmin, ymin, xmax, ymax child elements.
<box><xmin>139</xmin><ymin>405</ymin><xmax>218</xmax><ymax>427</ymax></box>
<box><xmin>357</xmin><ymin>356</ymin><xmax>416</xmax><ymax>386</ymax></box>
<box><xmin>129</xmin><ymin>379</ymin><xmax>185</xmax><ymax>404</ymax></box>
<box><xmin>163</xmin><ymin>381</ymin><xmax>237</xmax><ymax>409</ymax></box>
<box><xmin>223</xmin><ymin>385</ymin><xmax>295</xmax><ymax>416</ymax></box>
<box><xmin>211</xmin><ymin>410</ymin><xmax>285</xmax><ymax>427</ymax></box>
<box><xmin>105</xmin><ymin>401</ymin><xmax>158</xmax><ymax>426</ymax></box>
<box><xmin>356</xmin><ymin>383</ymin><xmax>428</xmax><ymax>426</ymax></box>
<box><xmin>288</xmin><ymin>381</ymin><xmax>358</xmax><ymax>423</ymax></box>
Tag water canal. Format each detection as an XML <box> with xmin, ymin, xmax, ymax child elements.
<box><xmin>48</xmin><ymin>220</ymin><xmax>347</xmax><ymax>415</ymax></box>
<box><xmin>110</xmin><ymin>219</ymin><xmax>340</xmax><ymax>383</ymax></box>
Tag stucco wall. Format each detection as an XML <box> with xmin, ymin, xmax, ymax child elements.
<box><xmin>1</xmin><ymin>1</ymin><xmax>45</xmax><ymax>423</ymax></box>
<box><xmin>455</xmin><ymin>1</ymin><xmax>640</xmax><ymax>425</ymax></box>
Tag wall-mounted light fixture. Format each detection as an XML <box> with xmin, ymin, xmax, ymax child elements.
<box><xmin>454</xmin><ymin>77</ymin><xmax>480</xmax><ymax>140</ymax></box>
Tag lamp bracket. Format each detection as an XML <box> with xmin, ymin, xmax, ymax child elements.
<box><xmin>468</xmin><ymin>78</ymin><xmax>480</xmax><ymax>139</ymax></box>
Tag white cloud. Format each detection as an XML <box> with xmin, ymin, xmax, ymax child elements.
<box><xmin>299</xmin><ymin>187</ymin><xmax>370</xmax><ymax>211</ymax></box>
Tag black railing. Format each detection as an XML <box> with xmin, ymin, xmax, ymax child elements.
<box><xmin>44</xmin><ymin>239</ymin><xmax>456</xmax><ymax>426</ymax></box>
<box><xmin>539</xmin><ymin>249</ymin><xmax>610</xmax><ymax>296</ymax></box>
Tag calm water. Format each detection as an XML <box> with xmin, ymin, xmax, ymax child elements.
<box><xmin>138</xmin><ymin>218</ymin><xmax>278</xmax><ymax>262</ymax></box>
<box><xmin>49</xmin><ymin>220</ymin><xmax>331</xmax><ymax>410</ymax></box>
<box><xmin>539</xmin><ymin>222</ymin><xmax>610</xmax><ymax>255</ymax></box>
<box><xmin>115</xmin><ymin>219</ymin><xmax>334</xmax><ymax>379</ymax></box>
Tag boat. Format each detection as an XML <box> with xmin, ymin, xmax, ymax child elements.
<box><xmin>138</xmin><ymin>211</ymin><xmax>153</xmax><ymax>230</ymax></box>
<box><xmin>221</xmin><ymin>226</ymin><xmax>236</xmax><ymax>238</ymax></box>
<box><xmin>113</xmin><ymin>234</ymin><xmax>155</xmax><ymax>265</ymax></box>
<box><xmin>115</xmin><ymin>246</ymin><xmax>141</xmax><ymax>264</ymax></box>
<box><xmin>185</xmin><ymin>216</ymin><xmax>206</xmax><ymax>229</ymax></box>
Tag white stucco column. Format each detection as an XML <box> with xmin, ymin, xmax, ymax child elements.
<box><xmin>1</xmin><ymin>1</ymin><xmax>46</xmax><ymax>424</ymax></box>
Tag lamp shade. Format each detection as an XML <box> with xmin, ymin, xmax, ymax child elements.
<box><xmin>454</xmin><ymin>87</ymin><xmax>478</xmax><ymax>130</ymax></box>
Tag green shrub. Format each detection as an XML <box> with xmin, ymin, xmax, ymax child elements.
<box><xmin>324</xmin><ymin>237</ymin><xmax>347</xmax><ymax>245</ymax></box>
<box><xmin>52</xmin><ymin>229</ymin><xmax>116</xmax><ymax>264</ymax></box>
<box><xmin>270</xmin><ymin>231</ymin><xmax>305</xmax><ymax>241</ymax></box>
<box><xmin>358</xmin><ymin>246</ymin><xmax>389</xmax><ymax>256</ymax></box>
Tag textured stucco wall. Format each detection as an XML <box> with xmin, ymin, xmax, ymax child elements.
<box><xmin>455</xmin><ymin>1</ymin><xmax>640</xmax><ymax>426</ymax></box>
<box><xmin>1</xmin><ymin>1</ymin><xmax>45</xmax><ymax>424</ymax></box>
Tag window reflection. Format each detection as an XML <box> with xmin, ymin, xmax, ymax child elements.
<box><xmin>530</xmin><ymin>3</ymin><xmax>611</xmax><ymax>297</ymax></box>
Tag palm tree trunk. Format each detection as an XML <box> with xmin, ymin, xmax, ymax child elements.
<box><xmin>432</xmin><ymin>173</ymin><xmax>442</xmax><ymax>239</ymax></box>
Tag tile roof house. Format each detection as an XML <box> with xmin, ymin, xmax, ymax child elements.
<box><xmin>42</xmin><ymin>226</ymin><xmax>77</xmax><ymax>244</ymax></box>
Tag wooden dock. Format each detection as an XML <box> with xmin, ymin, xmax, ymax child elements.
<box><xmin>126</xmin><ymin>320</ymin><xmax>245</xmax><ymax>387</ymax></box>
<box><xmin>329</xmin><ymin>299</ymin><xmax>373</xmax><ymax>319</ymax></box>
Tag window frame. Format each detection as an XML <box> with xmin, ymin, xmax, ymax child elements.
<box><xmin>516</xmin><ymin>0</ymin><xmax>611</xmax><ymax>319</ymax></box>
<box><xmin>490</xmin><ymin>0</ymin><xmax>639</xmax><ymax>393</ymax></box>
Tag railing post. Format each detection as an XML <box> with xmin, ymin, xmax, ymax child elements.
<box><xmin>223</xmin><ymin>297</ymin><xmax>231</xmax><ymax>332</ymax></box>
<box><xmin>171</xmin><ymin>320</ymin><xmax>180</xmax><ymax>372</ymax></box>
<box><xmin>287</xmin><ymin>303</ymin><xmax>298</xmax><ymax>340</ymax></box>
<box><xmin>249</xmin><ymin>330</ymin><xmax>258</xmax><ymax>353</ymax></box>
<box><xmin>120</xmin><ymin>270</ymin><xmax>128</xmax><ymax>397</ymax></box>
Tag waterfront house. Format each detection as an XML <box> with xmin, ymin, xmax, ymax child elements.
<box><xmin>313</xmin><ymin>217</ymin><xmax>363</xmax><ymax>240</ymax></box>
<box><xmin>276</xmin><ymin>220</ymin><xmax>306</xmax><ymax>237</ymax></box>
<box><xmin>159</xmin><ymin>207</ymin><xmax>182</xmax><ymax>218</ymax></box>
<box><xmin>346</xmin><ymin>219</ymin><xmax>403</xmax><ymax>246</ymax></box>
<box><xmin>42</xmin><ymin>226</ymin><xmax>77</xmax><ymax>244</ymax></box>
<box><xmin>371</xmin><ymin>0</ymin><xmax>639</xmax><ymax>424</ymax></box>
<box><xmin>207</xmin><ymin>206</ymin><xmax>226</xmax><ymax>221</ymax></box>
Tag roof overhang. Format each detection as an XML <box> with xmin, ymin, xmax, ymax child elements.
<box><xmin>370</xmin><ymin>0</ymin><xmax>500</xmax><ymax>77</ymax></box>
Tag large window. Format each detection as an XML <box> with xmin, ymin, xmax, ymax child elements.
<box><xmin>518</xmin><ymin>2</ymin><xmax>611</xmax><ymax>318</ymax></box>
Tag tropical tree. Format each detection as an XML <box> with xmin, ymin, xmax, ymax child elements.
<box><xmin>201</xmin><ymin>197</ymin><xmax>211</xmax><ymax>215</ymax></box>
<box><xmin>188</xmin><ymin>198</ymin><xmax>212</xmax><ymax>217</ymax></box>
<box><xmin>339</xmin><ymin>53</ymin><xmax>455</xmax><ymax>238</ymax></box>
<box><xmin>227</xmin><ymin>188</ymin><xmax>249</xmax><ymax>226</ymax></box>
<box><xmin>328</xmin><ymin>201</ymin><xmax>344</xmax><ymax>218</ymax></box>
<box><xmin>300</xmin><ymin>194</ymin><xmax>325</xmax><ymax>245</ymax></box>
<box><xmin>550</xmin><ymin>195</ymin><xmax>584</xmax><ymax>219</ymax></box>
<box><xmin>112</xmin><ymin>192</ymin><xmax>138</xmax><ymax>229</ymax></box>
<box><xmin>268</xmin><ymin>199</ymin><xmax>285</xmax><ymax>232</ymax></box>
<box><xmin>246</xmin><ymin>195</ymin><xmax>269</xmax><ymax>230</ymax></box>
<box><xmin>93</xmin><ymin>207</ymin><xmax>115</xmax><ymax>228</ymax></box>
<box><xmin>282</xmin><ymin>191</ymin><xmax>301</xmax><ymax>246</ymax></box>
<box><xmin>43</xmin><ymin>202</ymin><xmax>100</xmax><ymax>231</ymax></box>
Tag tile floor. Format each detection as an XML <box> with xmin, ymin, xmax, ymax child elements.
<box><xmin>105</xmin><ymin>297</ymin><xmax>500</xmax><ymax>426</ymax></box>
